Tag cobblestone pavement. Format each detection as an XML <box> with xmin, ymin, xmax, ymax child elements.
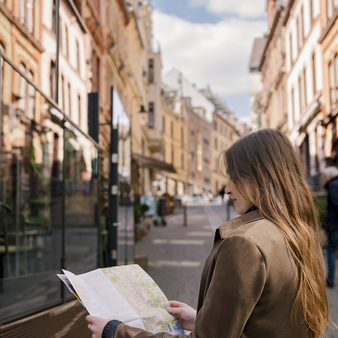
<box><xmin>135</xmin><ymin>204</ymin><xmax>338</xmax><ymax>336</ymax></box>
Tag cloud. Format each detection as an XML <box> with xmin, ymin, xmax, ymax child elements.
<box><xmin>152</xmin><ymin>10</ymin><xmax>266</xmax><ymax>98</ymax></box>
<box><xmin>188</xmin><ymin>0</ymin><xmax>266</xmax><ymax>19</ymax></box>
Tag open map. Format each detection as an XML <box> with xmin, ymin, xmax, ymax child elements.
<box><xmin>57</xmin><ymin>264</ymin><xmax>184</xmax><ymax>335</ymax></box>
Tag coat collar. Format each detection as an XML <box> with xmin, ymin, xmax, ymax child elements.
<box><xmin>219</xmin><ymin>209</ymin><xmax>263</xmax><ymax>239</ymax></box>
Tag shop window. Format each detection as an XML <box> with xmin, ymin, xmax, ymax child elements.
<box><xmin>0</xmin><ymin>60</ymin><xmax>99</xmax><ymax>325</ymax></box>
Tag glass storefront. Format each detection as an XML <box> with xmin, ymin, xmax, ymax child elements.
<box><xmin>0</xmin><ymin>58</ymin><xmax>99</xmax><ymax>324</ymax></box>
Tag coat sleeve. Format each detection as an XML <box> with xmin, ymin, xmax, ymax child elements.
<box><xmin>112</xmin><ymin>235</ymin><xmax>266</xmax><ymax>338</ymax></box>
<box><xmin>193</xmin><ymin>235</ymin><xmax>267</xmax><ymax>337</ymax></box>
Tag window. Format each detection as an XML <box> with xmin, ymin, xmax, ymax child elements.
<box><xmin>302</xmin><ymin>67</ymin><xmax>307</xmax><ymax>107</ymax></box>
<box><xmin>52</xmin><ymin>0</ymin><xmax>57</xmax><ymax>33</ymax></box>
<box><xmin>92</xmin><ymin>52</ymin><xmax>100</xmax><ymax>92</ymax></box>
<box><xmin>311</xmin><ymin>52</ymin><xmax>317</xmax><ymax>97</ymax></box>
<box><xmin>0</xmin><ymin>42</ymin><xmax>4</xmax><ymax>95</ymax></box>
<box><xmin>171</xmin><ymin>145</ymin><xmax>174</xmax><ymax>165</ymax></box>
<box><xmin>181</xmin><ymin>153</ymin><xmax>184</xmax><ymax>170</ymax></box>
<box><xmin>297</xmin><ymin>8</ymin><xmax>304</xmax><ymax>52</ymax></box>
<box><xmin>329</xmin><ymin>55</ymin><xmax>338</xmax><ymax>111</ymax></box>
<box><xmin>148</xmin><ymin>102</ymin><xmax>154</xmax><ymax>128</ymax></box>
<box><xmin>148</xmin><ymin>59</ymin><xmax>154</xmax><ymax>84</ymax></box>
<box><xmin>291</xmin><ymin>87</ymin><xmax>295</xmax><ymax>124</ymax></box>
<box><xmin>162</xmin><ymin>116</ymin><xmax>165</xmax><ymax>133</ymax></box>
<box><xmin>18</xmin><ymin>63</ymin><xmax>35</xmax><ymax>119</ymax></box>
<box><xmin>65</xmin><ymin>25</ymin><xmax>69</xmax><ymax>58</ymax></box>
<box><xmin>298</xmin><ymin>75</ymin><xmax>303</xmax><ymax>114</ymax></box>
<box><xmin>67</xmin><ymin>82</ymin><xmax>71</xmax><ymax>117</ymax></box>
<box><xmin>300</xmin><ymin>6</ymin><xmax>304</xmax><ymax>42</ymax></box>
<box><xmin>326</xmin><ymin>0</ymin><xmax>335</xmax><ymax>20</ymax></box>
<box><xmin>19</xmin><ymin>0</ymin><xmax>34</xmax><ymax>33</ymax></box>
<box><xmin>309</xmin><ymin>0</ymin><xmax>314</xmax><ymax>25</ymax></box>
<box><xmin>27</xmin><ymin>71</ymin><xmax>35</xmax><ymax>119</ymax></box>
<box><xmin>59</xmin><ymin>18</ymin><xmax>63</xmax><ymax>51</ymax></box>
<box><xmin>171</xmin><ymin>121</ymin><xmax>174</xmax><ymax>138</ymax></box>
<box><xmin>181</xmin><ymin>127</ymin><xmax>184</xmax><ymax>147</ymax></box>
<box><xmin>61</xmin><ymin>74</ymin><xmax>65</xmax><ymax>109</ymax></box>
<box><xmin>76</xmin><ymin>40</ymin><xmax>80</xmax><ymax>71</ymax></box>
<box><xmin>77</xmin><ymin>94</ymin><xmax>82</xmax><ymax>127</ymax></box>
<box><xmin>289</xmin><ymin>32</ymin><xmax>293</xmax><ymax>65</ymax></box>
<box><xmin>50</xmin><ymin>60</ymin><xmax>56</xmax><ymax>100</ymax></box>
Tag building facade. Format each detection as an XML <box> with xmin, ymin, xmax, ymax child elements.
<box><xmin>256</xmin><ymin>0</ymin><xmax>330</xmax><ymax>187</ymax></box>
<box><xmin>259</xmin><ymin>0</ymin><xmax>287</xmax><ymax>131</ymax></box>
<box><xmin>319</xmin><ymin>0</ymin><xmax>338</xmax><ymax>165</ymax></box>
<box><xmin>161</xmin><ymin>88</ymin><xmax>188</xmax><ymax>197</ymax></box>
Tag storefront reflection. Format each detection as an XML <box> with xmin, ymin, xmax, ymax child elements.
<box><xmin>0</xmin><ymin>69</ymin><xmax>99</xmax><ymax>324</ymax></box>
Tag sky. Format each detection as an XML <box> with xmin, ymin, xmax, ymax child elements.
<box><xmin>150</xmin><ymin>0</ymin><xmax>268</xmax><ymax>122</ymax></box>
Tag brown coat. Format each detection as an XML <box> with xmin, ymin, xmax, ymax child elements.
<box><xmin>114</xmin><ymin>209</ymin><xmax>310</xmax><ymax>337</ymax></box>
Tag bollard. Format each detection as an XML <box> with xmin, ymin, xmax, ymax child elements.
<box><xmin>183</xmin><ymin>204</ymin><xmax>187</xmax><ymax>227</ymax></box>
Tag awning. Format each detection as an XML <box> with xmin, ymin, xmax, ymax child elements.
<box><xmin>132</xmin><ymin>153</ymin><xmax>176</xmax><ymax>173</ymax></box>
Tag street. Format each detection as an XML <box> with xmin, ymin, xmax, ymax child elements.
<box><xmin>135</xmin><ymin>204</ymin><xmax>338</xmax><ymax>337</ymax></box>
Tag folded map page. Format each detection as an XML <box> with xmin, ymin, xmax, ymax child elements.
<box><xmin>57</xmin><ymin>264</ymin><xmax>184</xmax><ymax>335</ymax></box>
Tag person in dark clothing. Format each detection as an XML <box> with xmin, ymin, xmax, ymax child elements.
<box><xmin>322</xmin><ymin>166</ymin><xmax>338</xmax><ymax>288</ymax></box>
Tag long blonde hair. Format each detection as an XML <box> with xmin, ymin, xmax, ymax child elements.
<box><xmin>221</xmin><ymin>129</ymin><xmax>328</xmax><ymax>337</ymax></box>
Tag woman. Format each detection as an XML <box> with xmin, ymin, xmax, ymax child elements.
<box><xmin>87</xmin><ymin>129</ymin><xmax>329</xmax><ymax>337</ymax></box>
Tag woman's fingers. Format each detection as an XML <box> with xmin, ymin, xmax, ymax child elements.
<box><xmin>168</xmin><ymin>300</ymin><xmax>185</xmax><ymax>307</ymax></box>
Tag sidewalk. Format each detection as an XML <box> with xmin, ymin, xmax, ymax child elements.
<box><xmin>135</xmin><ymin>204</ymin><xmax>235</xmax><ymax>308</ymax></box>
<box><xmin>135</xmin><ymin>205</ymin><xmax>338</xmax><ymax>336</ymax></box>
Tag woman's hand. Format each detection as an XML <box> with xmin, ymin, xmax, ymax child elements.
<box><xmin>167</xmin><ymin>300</ymin><xmax>197</xmax><ymax>331</ymax></box>
<box><xmin>86</xmin><ymin>315</ymin><xmax>110</xmax><ymax>338</ymax></box>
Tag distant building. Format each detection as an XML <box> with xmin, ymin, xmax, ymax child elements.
<box><xmin>249</xmin><ymin>37</ymin><xmax>266</xmax><ymax>131</ymax></box>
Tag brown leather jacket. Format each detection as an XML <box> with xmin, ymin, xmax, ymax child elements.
<box><xmin>113</xmin><ymin>209</ymin><xmax>311</xmax><ymax>337</ymax></box>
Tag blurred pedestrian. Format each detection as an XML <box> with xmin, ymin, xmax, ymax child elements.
<box><xmin>86</xmin><ymin>129</ymin><xmax>330</xmax><ymax>338</ymax></box>
<box><xmin>218</xmin><ymin>185</ymin><xmax>226</xmax><ymax>202</ymax></box>
<box><xmin>322</xmin><ymin>166</ymin><xmax>338</xmax><ymax>288</ymax></box>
